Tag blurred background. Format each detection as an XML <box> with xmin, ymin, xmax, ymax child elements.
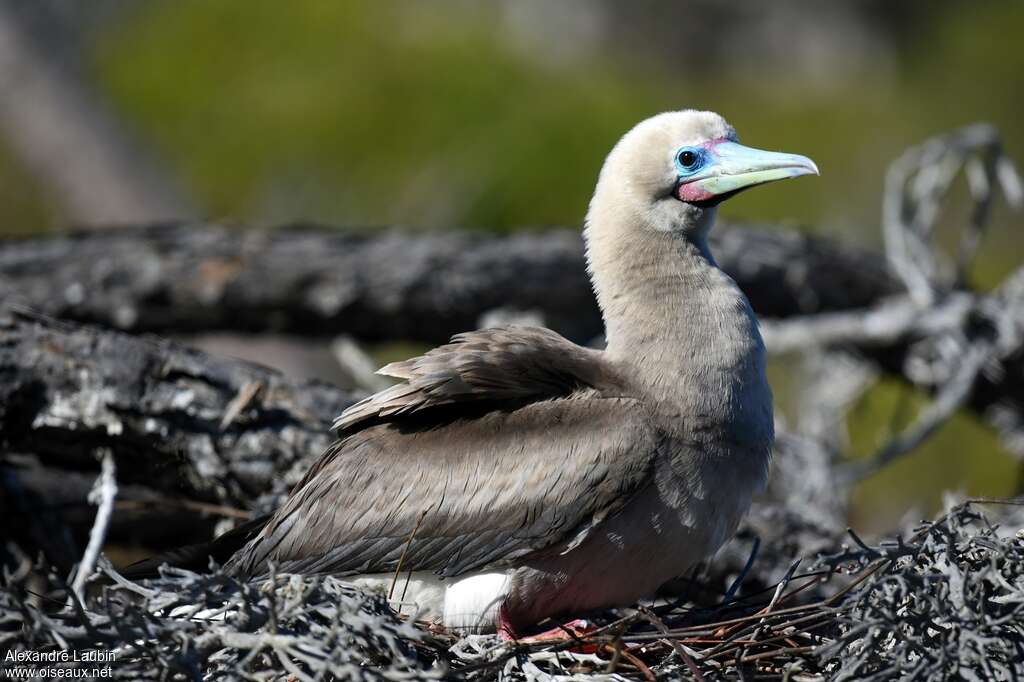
<box><xmin>1</xmin><ymin>0</ymin><xmax>1022</xmax><ymax>531</ymax></box>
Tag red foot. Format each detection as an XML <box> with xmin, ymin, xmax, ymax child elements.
<box><xmin>498</xmin><ymin>605</ymin><xmax>597</xmax><ymax>651</ymax></box>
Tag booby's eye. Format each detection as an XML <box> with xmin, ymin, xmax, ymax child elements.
<box><xmin>675</xmin><ymin>147</ymin><xmax>702</xmax><ymax>173</ymax></box>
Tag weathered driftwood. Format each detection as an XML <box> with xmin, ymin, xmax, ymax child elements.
<box><xmin>762</xmin><ymin>274</ymin><xmax>1024</xmax><ymax>466</ymax></box>
<box><xmin>0</xmin><ymin>305</ymin><xmax>355</xmax><ymax>568</ymax></box>
<box><xmin>0</xmin><ymin>222</ymin><xmax>898</xmax><ymax>343</ymax></box>
<box><xmin>762</xmin><ymin>123</ymin><xmax>1024</xmax><ymax>469</ymax></box>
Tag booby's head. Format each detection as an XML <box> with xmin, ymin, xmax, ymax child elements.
<box><xmin>587</xmin><ymin>110</ymin><xmax>818</xmax><ymax>243</ymax></box>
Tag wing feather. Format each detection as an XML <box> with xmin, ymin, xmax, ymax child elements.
<box><xmin>332</xmin><ymin>326</ymin><xmax>619</xmax><ymax>433</ymax></box>
<box><xmin>228</xmin><ymin>326</ymin><xmax>657</xmax><ymax>579</ymax></box>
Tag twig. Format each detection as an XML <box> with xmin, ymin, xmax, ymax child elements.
<box><xmin>389</xmin><ymin>509</ymin><xmax>428</xmax><ymax>602</ymax></box>
<box><xmin>883</xmin><ymin>122</ymin><xmax>1022</xmax><ymax>304</ymax></box>
<box><xmin>620</xmin><ymin>647</ymin><xmax>657</xmax><ymax>682</ymax></box>
<box><xmin>840</xmin><ymin>340</ymin><xmax>990</xmax><ymax>481</ymax></box>
<box><xmin>760</xmin><ymin>293</ymin><xmax>973</xmax><ymax>354</ymax></box>
<box><xmin>637</xmin><ymin>606</ymin><xmax>708</xmax><ymax>681</ymax></box>
<box><xmin>219</xmin><ymin>379</ymin><xmax>265</xmax><ymax>430</ymax></box>
<box><xmin>69</xmin><ymin>448</ymin><xmax>117</xmax><ymax>603</ymax></box>
<box><xmin>739</xmin><ymin>645</ymin><xmax>816</xmax><ymax>664</ymax></box>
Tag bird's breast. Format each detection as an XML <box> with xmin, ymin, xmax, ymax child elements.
<box><xmin>502</xmin><ymin>446</ymin><xmax>760</xmax><ymax>629</ymax></box>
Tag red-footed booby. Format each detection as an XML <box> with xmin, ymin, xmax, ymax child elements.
<box><xmin>218</xmin><ymin>110</ymin><xmax>818</xmax><ymax>634</ymax></box>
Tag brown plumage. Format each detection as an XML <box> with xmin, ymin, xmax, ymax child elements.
<box><xmin>333</xmin><ymin>326</ymin><xmax>621</xmax><ymax>432</ymax></box>
<box><xmin>228</xmin><ymin>326</ymin><xmax>655</xmax><ymax>583</ymax></box>
<box><xmin>212</xmin><ymin>110</ymin><xmax>817</xmax><ymax>633</ymax></box>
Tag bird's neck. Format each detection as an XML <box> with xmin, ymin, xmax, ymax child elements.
<box><xmin>585</xmin><ymin>221</ymin><xmax>769</xmax><ymax>415</ymax></box>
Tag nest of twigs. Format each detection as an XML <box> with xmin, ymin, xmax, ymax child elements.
<box><xmin>3</xmin><ymin>499</ymin><xmax>1022</xmax><ymax>681</ymax></box>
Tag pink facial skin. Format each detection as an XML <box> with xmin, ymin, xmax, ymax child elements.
<box><xmin>675</xmin><ymin>137</ymin><xmax>731</xmax><ymax>202</ymax></box>
<box><xmin>676</xmin><ymin>183</ymin><xmax>716</xmax><ymax>202</ymax></box>
<box><xmin>700</xmin><ymin>137</ymin><xmax>732</xmax><ymax>150</ymax></box>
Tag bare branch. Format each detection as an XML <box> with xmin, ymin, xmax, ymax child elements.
<box><xmin>69</xmin><ymin>448</ymin><xmax>117</xmax><ymax>602</ymax></box>
<box><xmin>0</xmin><ymin>222</ymin><xmax>899</xmax><ymax>343</ymax></box>
<box><xmin>882</xmin><ymin>123</ymin><xmax>1022</xmax><ymax>302</ymax></box>
<box><xmin>0</xmin><ymin>305</ymin><xmax>355</xmax><ymax>509</ymax></box>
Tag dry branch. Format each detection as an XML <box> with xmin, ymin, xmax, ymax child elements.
<box><xmin>0</xmin><ymin>305</ymin><xmax>355</xmax><ymax>568</ymax></box>
<box><xmin>0</xmin><ymin>222</ymin><xmax>898</xmax><ymax>343</ymax></box>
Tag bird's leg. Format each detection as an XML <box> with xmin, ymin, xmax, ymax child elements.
<box><xmin>520</xmin><ymin>619</ymin><xmax>594</xmax><ymax>642</ymax></box>
<box><xmin>497</xmin><ymin>603</ymin><xmax>519</xmax><ymax>640</ymax></box>
<box><xmin>498</xmin><ymin>604</ymin><xmax>595</xmax><ymax>645</ymax></box>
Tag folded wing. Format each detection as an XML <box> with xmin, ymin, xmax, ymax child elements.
<box><xmin>228</xmin><ymin>326</ymin><xmax>660</xmax><ymax>579</ymax></box>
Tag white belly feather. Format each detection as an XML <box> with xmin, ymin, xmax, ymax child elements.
<box><xmin>349</xmin><ymin>570</ymin><xmax>511</xmax><ymax>633</ymax></box>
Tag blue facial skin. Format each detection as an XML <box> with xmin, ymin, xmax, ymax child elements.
<box><xmin>674</xmin><ymin>146</ymin><xmax>708</xmax><ymax>179</ymax></box>
<box><xmin>673</xmin><ymin>141</ymin><xmax>819</xmax><ymax>201</ymax></box>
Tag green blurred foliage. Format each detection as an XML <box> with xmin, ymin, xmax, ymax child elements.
<box><xmin>91</xmin><ymin>2</ymin><xmax>658</xmax><ymax>230</ymax></box>
<box><xmin>847</xmin><ymin>377</ymin><xmax>1019</xmax><ymax>532</ymax></box>
<box><xmin>0</xmin><ymin>139</ymin><xmax>54</xmax><ymax>235</ymax></box>
<box><xmin>1</xmin><ymin>0</ymin><xmax>1021</xmax><ymax>239</ymax></box>
<box><xmin>769</xmin><ymin>356</ymin><xmax>1019</xmax><ymax>531</ymax></box>
<box><xmin>80</xmin><ymin>0</ymin><xmax>1022</xmax><ymax>235</ymax></box>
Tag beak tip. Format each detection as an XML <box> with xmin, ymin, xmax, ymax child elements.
<box><xmin>798</xmin><ymin>156</ymin><xmax>820</xmax><ymax>177</ymax></box>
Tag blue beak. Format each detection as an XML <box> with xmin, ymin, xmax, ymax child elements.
<box><xmin>677</xmin><ymin>141</ymin><xmax>819</xmax><ymax>203</ymax></box>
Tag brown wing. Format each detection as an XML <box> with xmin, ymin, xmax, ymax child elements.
<box><xmin>227</xmin><ymin>327</ymin><xmax>659</xmax><ymax>579</ymax></box>
<box><xmin>333</xmin><ymin>326</ymin><xmax>620</xmax><ymax>433</ymax></box>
